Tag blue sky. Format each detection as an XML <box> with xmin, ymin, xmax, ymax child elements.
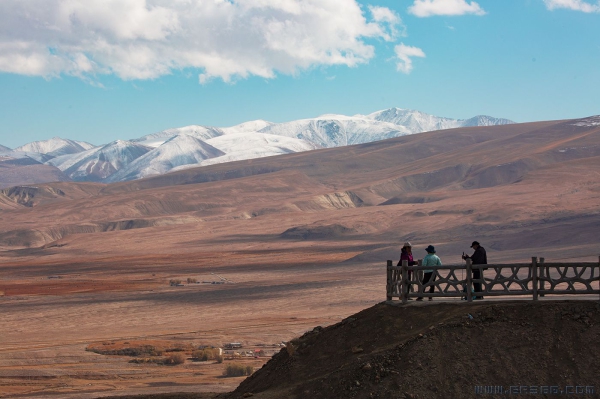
<box><xmin>0</xmin><ymin>0</ymin><xmax>599</xmax><ymax>148</ymax></box>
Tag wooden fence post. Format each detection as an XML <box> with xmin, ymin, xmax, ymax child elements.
<box><xmin>532</xmin><ymin>257</ymin><xmax>538</xmax><ymax>301</ymax></box>
<box><xmin>466</xmin><ymin>258</ymin><xmax>473</xmax><ymax>302</ymax></box>
<box><xmin>386</xmin><ymin>260</ymin><xmax>393</xmax><ymax>301</ymax></box>
<box><xmin>401</xmin><ymin>260</ymin><xmax>408</xmax><ymax>304</ymax></box>
<box><xmin>539</xmin><ymin>257</ymin><xmax>545</xmax><ymax>297</ymax></box>
<box><xmin>417</xmin><ymin>259</ymin><xmax>423</xmax><ymax>297</ymax></box>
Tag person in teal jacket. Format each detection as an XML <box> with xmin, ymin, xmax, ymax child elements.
<box><xmin>417</xmin><ymin>245</ymin><xmax>442</xmax><ymax>301</ymax></box>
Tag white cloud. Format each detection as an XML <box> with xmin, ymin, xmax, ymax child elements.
<box><xmin>543</xmin><ymin>0</ymin><xmax>600</xmax><ymax>12</ymax></box>
<box><xmin>0</xmin><ymin>0</ymin><xmax>401</xmax><ymax>82</ymax></box>
<box><xmin>408</xmin><ymin>0</ymin><xmax>486</xmax><ymax>17</ymax></box>
<box><xmin>368</xmin><ymin>5</ymin><xmax>405</xmax><ymax>40</ymax></box>
<box><xmin>394</xmin><ymin>43</ymin><xmax>426</xmax><ymax>74</ymax></box>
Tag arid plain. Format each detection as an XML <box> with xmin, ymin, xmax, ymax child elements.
<box><xmin>1</xmin><ymin>117</ymin><xmax>600</xmax><ymax>398</ymax></box>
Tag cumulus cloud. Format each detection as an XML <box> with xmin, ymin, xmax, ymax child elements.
<box><xmin>368</xmin><ymin>5</ymin><xmax>405</xmax><ymax>40</ymax></box>
<box><xmin>543</xmin><ymin>0</ymin><xmax>600</xmax><ymax>12</ymax></box>
<box><xmin>408</xmin><ymin>0</ymin><xmax>486</xmax><ymax>17</ymax></box>
<box><xmin>0</xmin><ymin>0</ymin><xmax>401</xmax><ymax>82</ymax></box>
<box><xmin>394</xmin><ymin>43</ymin><xmax>426</xmax><ymax>74</ymax></box>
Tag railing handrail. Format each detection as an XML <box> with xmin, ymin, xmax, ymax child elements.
<box><xmin>386</xmin><ymin>256</ymin><xmax>600</xmax><ymax>303</ymax></box>
<box><xmin>388</xmin><ymin>262</ymin><xmax>600</xmax><ymax>271</ymax></box>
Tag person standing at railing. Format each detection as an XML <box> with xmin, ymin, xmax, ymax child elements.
<box><xmin>398</xmin><ymin>242</ymin><xmax>416</xmax><ymax>292</ymax></box>
<box><xmin>398</xmin><ymin>242</ymin><xmax>415</xmax><ymax>267</ymax></box>
<box><xmin>417</xmin><ymin>245</ymin><xmax>442</xmax><ymax>301</ymax></box>
<box><xmin>462</xmin><ymin>241</ymin><xmax>487</xmax><ymax>300</ymax></box>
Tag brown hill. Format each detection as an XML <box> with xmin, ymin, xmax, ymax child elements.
<box><xmin>102</xmin><ymin>300</ymin><xmax>600</xmax><ymax>399</ymax></box>
<box><xmin>1</xmin><ymin>117</ymin><xmax>599</xmax><ymax>262</ymax></box>
<box><xmin>223</xmin><ymin>300</ymin><xmax>600</xmax><ymax>399</ymax></box>
<box><xmin>0</xmin><ymin>156</ymin><xmax>72</xmax><ymax>189</ymax></box>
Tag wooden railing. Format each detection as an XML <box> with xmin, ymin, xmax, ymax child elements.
<box><xmin>386</xmin><ymin>257</ymin><xmax>600</xmax><ymax>303</ymax></box>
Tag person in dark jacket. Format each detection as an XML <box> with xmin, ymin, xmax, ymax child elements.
<box><xmin>398</xmin><ymin>242</ymin><xmax>415</xmax><ymax>267</ymax></box>
<box><xmin>398</xmin><ymin>242</ymin><xmax>416</xmax><ymax>294</ymax></box>
<box><xmin>462</xmin><ymin>241</ymin><xmax>487</xmax><ymax>299</ymax></box>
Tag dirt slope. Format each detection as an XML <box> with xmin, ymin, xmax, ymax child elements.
<box><xmin>99</xmin><ymin>300</ymin><xmax>600</xmax><ymax>399</ymax></box>
<box><xmin>0</xmin><ymin>158</ymin><xmax>72</xmax><ymax>189</ymax></box>
<box><xmin>224</xmin><ymin>300</ymin><xmax>600</xmax><ymax>399</ymax></box>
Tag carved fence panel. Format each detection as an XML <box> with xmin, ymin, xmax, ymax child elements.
<box><xmin>386</xmin><ymin>257</ymin><xmax>600</xmax><ymax>303</ymax></box>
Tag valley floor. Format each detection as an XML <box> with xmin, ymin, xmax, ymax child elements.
<box><xmin>0</xmin><ymin>249</ymin><xmax>382</xmax><ymax>399</ymax></box>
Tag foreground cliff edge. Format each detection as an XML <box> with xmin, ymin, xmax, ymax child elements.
<box><xmin>107</xmin><ymin>300</ymin><xmax>600</xmax><ymax>399</ymax></box>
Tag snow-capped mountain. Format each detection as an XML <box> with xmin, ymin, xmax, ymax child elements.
<box><xmin>9</xmin><ymin>107</ymin><xmax>514</xmax><ymax>184</ymax></box>
<box><xmin>363</xmin><ymin>108</ymin><xmax>513</xmax><ymax>132</ymax></box>
<box><xmin>107</xmin><ymin>135</ymin><xmax>225</xmax><ymax>182</ymax></box>
<box><xmin>111</xmin><ymin>132</ymin><xmax>318</xmax><ymax>180</ymax></box>
<box><xmin>0</xmin><ymin>144</ymin><xmax>11</xmax><ymax>153</ymax></box>
<box><xmin>133</xmin><ymin>125</ymin><xmax>224</xmax><ymax>148</ymax></box>
<box><xmin>14</xmin><ymin>137</ymin><xmax>95</xmax><ymax>158</ymax></box>
<box><xmin>48</xmin><ymin>140</ymin><xmax>152</xmax><ymax>182</ymax></box>
<box><xmin>198</xmin><ymin>132</ymin><xmax>319</xmax><ymax>167</ymax></box>
<box><xmin>460</xmin><ymin>115</ymin><xmax>514</xmax><ymax>127</ymax></box>
<box><xmin>256</xmin><ymin>115</ymin><xmax>411</xmax><ymax>148</ymax></box>
<box><xmin>221</xmin><ymin>120</ymin><xmax>275</xmax><ymax>135</ymax></box>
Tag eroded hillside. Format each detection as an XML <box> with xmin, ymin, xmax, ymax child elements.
<box><xmin>0</xmin><ymin>118</ymin><xmax>599</xmax><ymax>263</ymax></box>
<box><xmin>226</xmin><ymin>300</ymin><xmax>600</xmax><ymax>399</ymax></box>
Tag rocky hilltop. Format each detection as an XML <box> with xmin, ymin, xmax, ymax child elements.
<box><xmin>108</xmin><ymin>300</ymin><xmax>600</xmax><ymax>399</ymax></box>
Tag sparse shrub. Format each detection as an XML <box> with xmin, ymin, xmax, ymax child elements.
<box><xmin>215</xmin><ymin>354</ymin><xmax>224</xmax><ymax>364</ymax></box>
<box><xmin>224</xmin><ymin>363</ymin><xmax>254</xmax><ymax>377</ymax></box>
<box><xmin>165</xmin><ymin>347</ymin><xmax>186</xmax><ymax>352</ymax></box>
<box><xmin>147</xmin><ymin>346</ymin><xmax>164</xmax><ymax>356</ymax></box>
<box><xmin>192</xmin><ymin>350</ymin><xmax>209</xmax><ymax>361</ymax></box>
<box><xmin>192</xmin><ymin>348</ymin><xmax>221</xmax><ymax>361</ymax></box>
<box><xmin>187</xmin><ymin>278</ymin><xmax>197</xmax><ymax>284</ymax></box>
<box><xmin>86</xmin><ymin>345</ymin><xmax>163</xmax><ymax>357</ymax></box>
<box><xmin>163</xmin><ymin>353</ymin><xmax>186</xmax><ymax>365</ymax></box>
<box><xmin>169</xmin><ymin>279</ymin><xmax>182</xmax><ymax>286</ymax></box>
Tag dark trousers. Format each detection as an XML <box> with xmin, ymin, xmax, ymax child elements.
<box><xmin>473</xmin><ymin>268</ymin><xmax>483</xmax><ymax>294</ymax></box>
<box><xmin>418</xmin><ymin>272</ymin><xmax>436</xmax><ymax>299</ymax></box>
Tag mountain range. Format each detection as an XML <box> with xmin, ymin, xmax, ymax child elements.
<box><xmin>0</xmin><ymin>108</ymin><xmax>514</xmax><ymax>186</ymax></box>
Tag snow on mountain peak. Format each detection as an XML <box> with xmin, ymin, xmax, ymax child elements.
<box><xmin>571</xmin><ymin>116</ymin><xmax>600</xmax><ymax>127</ymax></box>
<box><xmin>461</xmin><ymin>115</ymin><xmax>514</xmax><ymax>127</ymax></box>
<box><xmin>48</xmin><ymin>140</ymin><xmax>152</xmax><ymax>182</ymax></box>
<box><xmin>133</xmin><ymin>125</ymin><xmax>224</xmax><ymax>148</ymax></box>
<box><xmin>14</xmin><ymin>137</ymin><xmax>95</xmax><ymax>158</ymax></box>
<box><xmin>221</xmin><ymin>120</ymin><xmax>274</xmax><ymax>134</ymax></box>
<box><xmin>19</xmin><ymin>107</ymin><xmax>515</xmax><ymax>183</ymax></box>
<box><xmin>363</xmin><ymin>108</ymin><xmax>515</xmax><ymax>133</ymax></box>
<box><xmin>314</xmin><ymin>114</ymin><xmax>363</xmax><ymax>121</ymax></box>
<box><xmin>106</xmin><ymin>134</ymin><xmax>225</xmax><ymax>182</ymax></box>
<box><xmin>258</xmin><ymin>115</ymin><xmax>411</xmax><ymax>148</ymax></box>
